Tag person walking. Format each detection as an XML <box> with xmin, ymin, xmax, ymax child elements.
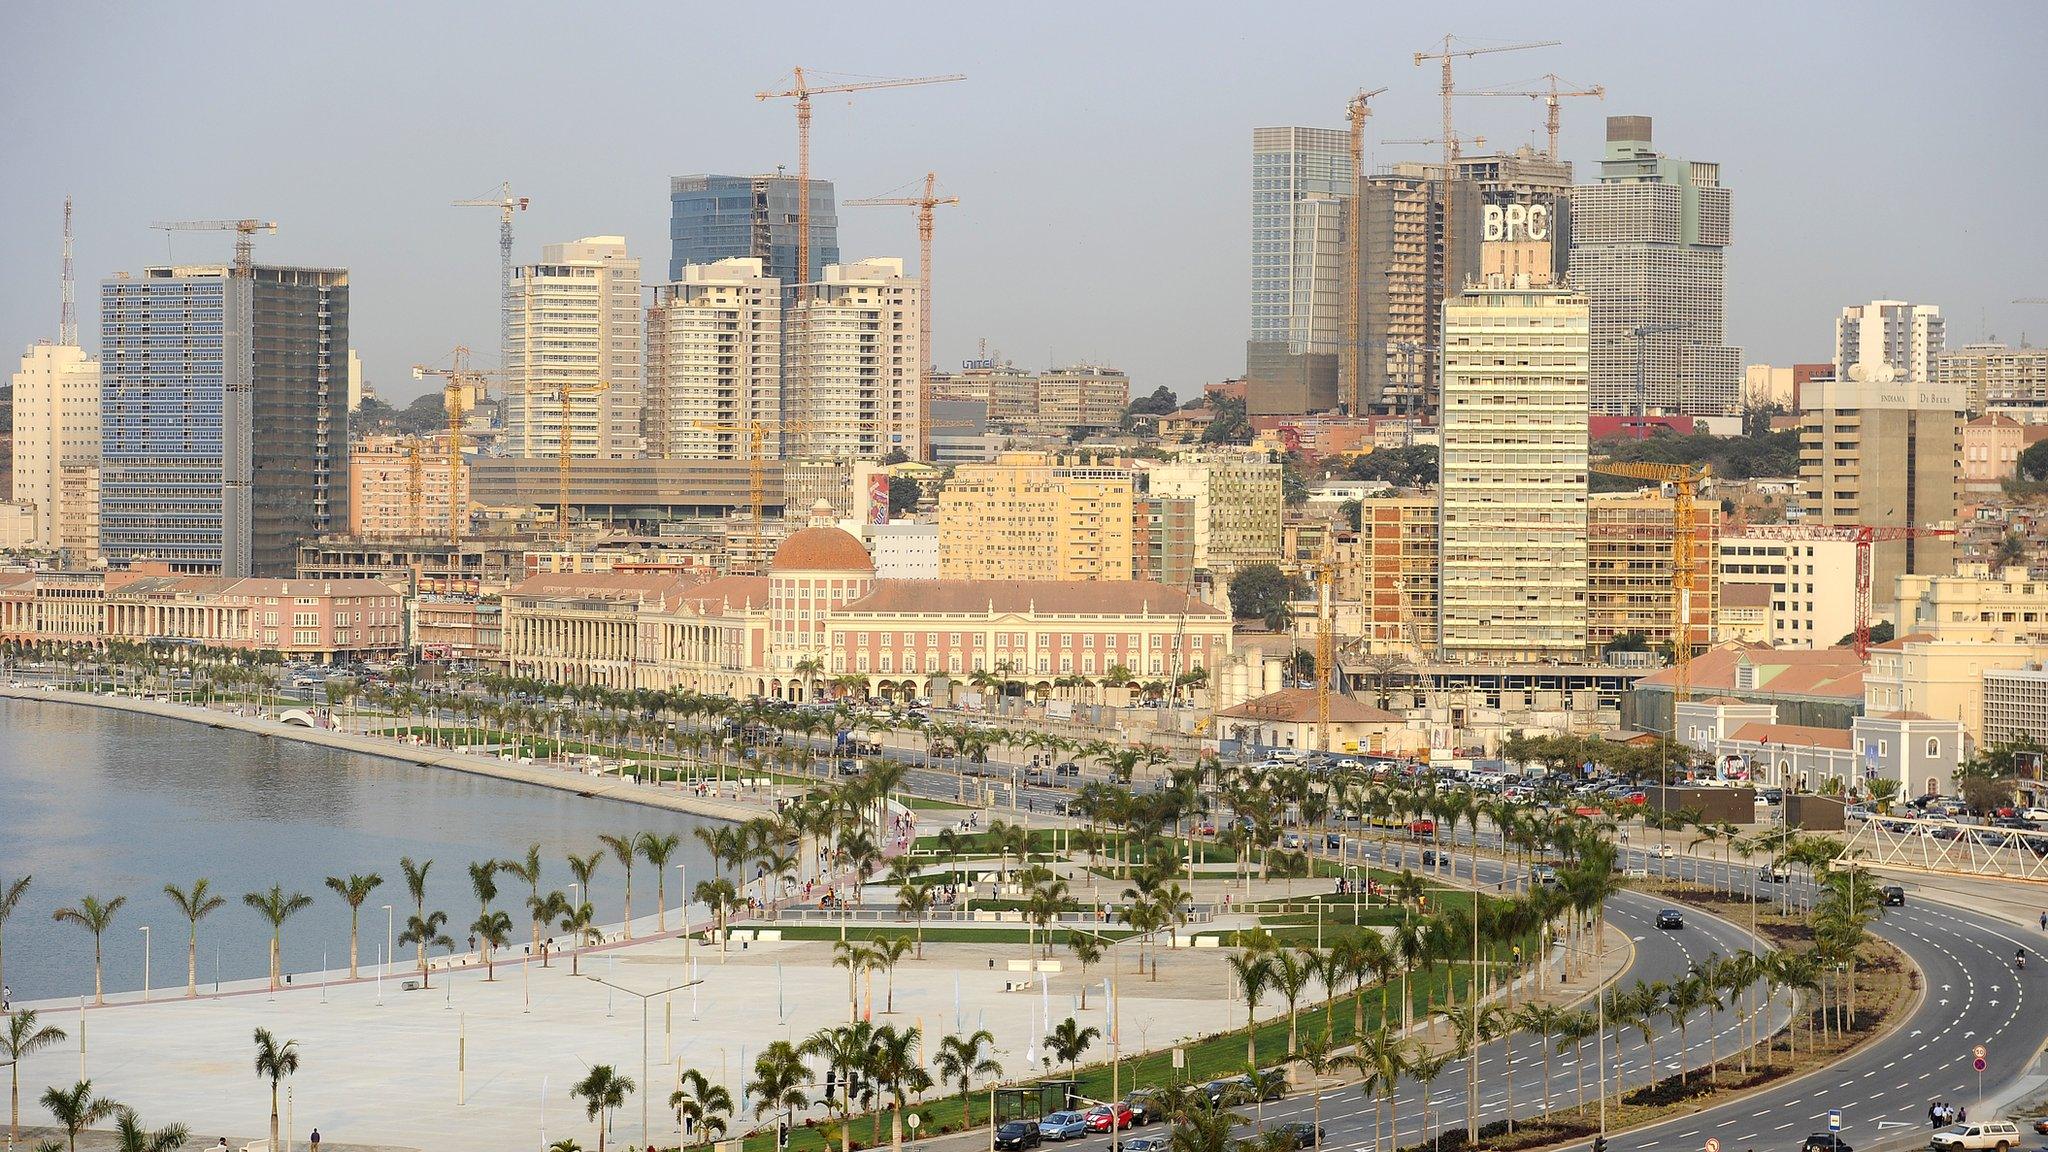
<box><xmin>310</xmin><ymin>1129</ymin><xmax>321</xmax><ymax>1152</ymax></box>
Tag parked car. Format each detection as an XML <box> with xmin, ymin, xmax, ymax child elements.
<box><xmin>1086</xmin><ymin>1103</ymin><xmax>1134</xmax><ymax>1132</ymax></box>
<box><xmin>2029</xmin><ymin>1118</ymin><xmax>2048</xmax><ymax>1135</ymax></box>
<box><xmin>1845</xmin><ymin>804</ymin><xmax>1873</xmax><ymax>821</ymax></box>
<box><xmin>1881</xmin><ymin>885</ymin><xmax>1906</xmax><ymax>906</ymax></box>
<box><xmin>1040</xmin><ymin>1112</ymin><xmax>1091</xmax><ymax>1141</ymax></box>
<box><xmin>1271</xmin><ymin>1122</ymin><xmax>1326</xmax><ymax>1150</ymax></box>
<box><xmin>996</xmin><ymin>1123</ymin><xmax>1043</xmax><ymax>1151</ymax></box>
<box><xmin>1655</xmin><ymin>908</ymin><xmax>1685</xmax><ymax>930</ymax></box>
<box><xmin>1119</xmin><ymin>1138</ymin><xmax>1169</xmax><ymax>1152</ymax></box>
<box><xmin>1799</xmin><ymin>1135</ymin><xmax>1851</xmax><ymax>1152</ymax></box>
<box><xmin>1123</xmin><ymin>1090</ymin><xmax>1167</xmax><ymax>1126</ymax></box>
<box><xmin>1928</xmin><ymin>1121</ymin><xmax>2020</xmax><ymax>1152</ymax></box>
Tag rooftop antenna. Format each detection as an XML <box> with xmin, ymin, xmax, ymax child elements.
<box><xmin>59</xmin><ymin>196</ymin><xmax>77</xmax><ymax>346</ymax></box>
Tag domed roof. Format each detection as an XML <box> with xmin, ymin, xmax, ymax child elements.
<box><xmin>771</xmin><ymin>525</ymin><xmax>875</xmax><ymax>573</ymax></box>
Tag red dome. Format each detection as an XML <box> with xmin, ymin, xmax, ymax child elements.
<box><xmin>770</xmin><ymin>526</ymin><xmax>874</xmax><ymax>573</ymax></box>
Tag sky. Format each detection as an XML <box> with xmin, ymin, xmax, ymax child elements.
<box><xmin>3</xmin><ymin>2</ymin><xmax>2045</xmax><ymax>405</ymax></box>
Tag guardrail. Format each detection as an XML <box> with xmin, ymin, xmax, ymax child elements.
<box><xmin>1841</xmin><ymin>812</ymin><xmax>2048</xmax><ymax>883</ymax></box>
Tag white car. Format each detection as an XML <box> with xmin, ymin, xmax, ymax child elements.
<box><xmin>1648</xmin><ymin>844</ymin><xmax>1675</xmax><ymax>859</ymax></box>
<box><xmin>2023</xmin><ymin>808</ymin><xmax>2048</xmax><ymax>822</ymax></box>
<box><xmin>1928</xmin><ymin>1121</ymin><xmax>2021</xmax><ymax>1152</ymax></box>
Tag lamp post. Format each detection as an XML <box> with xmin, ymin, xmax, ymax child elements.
<box><xmin>677</xmin><ymin>863</ymin><xmax>691</xmax><ymax>960</ymax></box>
<box><xmin>139</xmin><ymin>926</ymin><xmax>151</xmax><ymax>1002</ymax></box>
<box><xmin>383</xmin><ymin>905</ymin><xmax>395</xmax><ymax>977</ymax></box>
<box><xmin>594</xmin><ymin>977</ymin><xmax>703</xmax><ymax>1145</ymax></box>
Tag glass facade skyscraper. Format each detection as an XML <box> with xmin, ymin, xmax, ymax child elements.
<box><xmin>1250</xmin><ymin>127</ymin><xmax>1351</xmax><ymax>356</ymax></box>
<box><xmin>669</xmin><ymin>174</ymin><xmax>839</xmax><ymax>285</ymax></box>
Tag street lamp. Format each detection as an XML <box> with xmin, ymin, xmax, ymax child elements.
<box><xmin>383</xmin><ymin>905</ymin><xmax>395</xmax><ymax>977</ymax></box>
<box><xmin>594</xmin><ymin>976</ymin><xmax>703</xmax><ymax>1145</ymax></box>
<box><xmin>139</xmin><ymin>926</ymin><xmax>151</xmax><ymax>1001</ymax></box>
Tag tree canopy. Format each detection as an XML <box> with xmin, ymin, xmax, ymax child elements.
<box><xmin>1228</xmin><ymin>563</ymin><xmax>1305</xmax><ymax>631</ymax></box>
<box><xmin>1346</xmin><ymin>445</ymin><xmax>1437</xmax><ymax>489</ymax></box>
<box><xmin>887</xmin><ymin>476</ymin><xmax>922</xmax><ymax>517</ymax></box>
<box><xmin>1200</xmin><ymin>395</ymin><xmax>1251</xmax><ymax>445</ymax></box>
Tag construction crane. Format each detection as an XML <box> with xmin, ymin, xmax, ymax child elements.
<box><xmin>847</xmin><ymin>173</ymin><xmax>961</xmax><ymax>458</ymax></box>
<box><xmin>1738</xmin><ymin>523</ymin><xmax>1959</xmax><ymax>659</ymax></box>
<box><xmin>756</xmin><ymin>69</ymin><xmax>966</xmax><ymax>301</ymax></box>
<box><xmin>150</xmin><ymin>219</ymin><xmax>277</xmax><ymax>274</ymax></box>
<box><xmin>507</xmin><ymin>378</ymin><xmax>609</xmax><ymax>542</ymax></box>
<box><xmin>692</xmin><ymin>418</ymin><xmax>778</xmax><ymax>538</ymax></box>
<box><xmin>1382</xmin><ymin>133</ymin><xmax>1489</xmax><ymax>160</ymax></box>
<box><xmin>1458</xmin><ymin>74</ymin><xmax>1604</xmax><ymax>159</ymax></box>
<box><xmin>410</xmin><ymin>346</ymin><xmax>494</xmax><ymax>544</ymax></box>
<box><xmin>1590</xmin><ymin>461</ymin><xmax>1711</xmax><ymax>699</ymax></box>
<box><xmin>405</xmin><ymin>440</ymin><xmax>428</xmax><ymax>535</ymax></box>
<box><xmin>452</xmin><ymin>183</ymin><xmax>529</xmax><ymax>369</ymax></box>
<box><xmin>1308</xmin><ymin>530</ymin><xmax>1359</xmax><ymax>752</ymax></box>
<box><xmin>1343</xmin><ymin>88</ymin><xmax>1390</xmax><ymax>416</ymax></box>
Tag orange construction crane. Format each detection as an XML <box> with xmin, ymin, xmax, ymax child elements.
<box><xmin>847</xmin><ymin>173</ymin><xmax>961</xmax><ymax>459</ymax></box>
<box><xmin>1737</xmin><ymin>523</ymin><xmax>1959</xmax><ymax>659</ymax></box>
<box><xmin>1458</xmin><ymin>74</ymin><xmax>1604</xmax><ymax>159</ymax></box>
<box><xmin>150</xmin><ymin>219</ymin><xmax>277</xmax><ymax>274</ymax></box>
<box><xmin>1591</xmin><ymin>461</ymin><xmax>1710</xmax><ymax>700</ymax></box>
<box><xmin>692</xmin><ymin>418</ymin><xmax>779</xmax><ymax>534</ymax></box>
<box><xmin>756</xmin><ymin>69</ymin><xmax>965</xmax><ymax>301</ymax></box>
<box><xmin>411</xmin><ymin>346</ymin><xmax>493</xmax><ymax>544</ymax></box>
<box><xmin>1343</xmin><ymin>87</ymin><xmax>1389</xmax><ymax>416</ymax></box>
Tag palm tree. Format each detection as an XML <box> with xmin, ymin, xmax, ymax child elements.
<box><xmin>695</xmin><ymin>878</ymin><xmax>740</xmax><ymax>956</ymax></box>
<box><xmin>51</xmin><ymin>894</ymin><xmax>125</xmax><ymax>1005</ymax></box>
<box><xmin>867</xmin><ymin>1024</ymin><xmax>933</xmax><ymax>1152</ymax></box>
<box><xmin>1270</xmin><ymin>949</ymin><xmax>1314</xmax><ymax>1055</ymax></box>
<box><xmin>39</xmin><ymin>1080</ymin><xmax>117</xmax><ymax>1152</ymax></box>
<box><xmin>745</xmin><ymin>1039</ymin><xmax>813</xmax><ymax>1140</ymax></box>
<box><xmin>638</xmin><ymin>832</ymin><xmax>683</xmax><ymax>934</ymax></box>
<box><xmin>1167</xmin><ymin>1095</ymin><xmax>1244</xmax><ymax>1152</ymax></box>
<box><xmin>242</xmin><ymin>886</ymin><xmax>314</xmax><ymax>992</ymax></box>
<box><xmin>934</xmin><ymin>1029</ymin><xmax>1003</xmax><ymax>1126</ymax></box>
<box><xmin>399</xmin><ymin>856</ymin><xmax>451</xmax><ymax>988</ymax></box>
<box><xmin>5</xmin><ymin>1010</ymin><xmax>67</xmax><ymax>1146</ymax></box>
<box><xmin>252</xmin><ymin>1028</ymin><xmax>300</xmax><ymax>1152</ymax></box>
<box><xmin>559</xmin><ymin>899</ymin><xmax>599</xmax><ymax>975</ymax></box>
<box><xmin>111</xmin><ymin>1106</ymin><xmax>190</xmax><ymax>1152</ymax></box>
<box><xmin>320</xmin><ymin>873</ymin><xmax>383</xmax><ymax>981</ymax></box>
<box><xmin>598</xmin><ymin>833</ymin><xmax>639</xmax><ymax>939</ymax></box>
<box><xmin>570</xmin><ymin>1065</ymin><xmax>635</xmax><ymax>1152</ymax></box>
<box><xmin>472</xmin><ymin>907</ymin><xmax>514</xmax><ymax>980</ymax></box>
<box><xmin>162</xmin><ymin>879</ymin><xmax>227</xmax><ymax>996</ymax></box>
<box><xmin>0</xmin><ymin>875</ymin><xmax>30</xmax><ymax>999</ymax></box>
<box><xmin>500</xmin><ymin>844</ymin><xmax>547</xmax><ymax>959</ymax></box>
<box><xmin>1350</xmin><ymin>1026</ymin><xmax>1413</xmax><ymax>1152</ymax></box>
<box><xmin>669</xmin><ymin>1068</ymin><xmax>733</xmax><ymax>1147</ymax></box>
<box><xmin>871</xmin><ymin>934</ymin><xmax>914</xmax><ymax>1014</ymax></box>
<box><xmin>1225</xmin><ymin>950</ymin><xmax>1274</xmax><ymax>1067</ymax></box>
<box><xmin>1047</xmin><ymin>1016</ymin><xmax>1099</xmax><ymax>1075</ymax></box>
<box><xmin>1516</xmin><ymin>1002</ymin><xmax>1568</xmax><ymax>1117</ymax></box>
<box><xmin>802</xmin><ymin>1022</ymin><xmax>876</xmax><ymax>1152</ymax></box>
<box><xmin>1066</xmin><ymin>932</ymin><xmax>1107</xmax><ymax>1009</ymax></box>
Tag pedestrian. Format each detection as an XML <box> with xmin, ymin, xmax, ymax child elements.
<box><xmin>310</xmin><ymin>1129</ymin><xmax>320</xmax><ymax>1152</ymax></box>
<box><xmin>1</xmin><ymin>983</ymin><xmax>9</xmax><ymax>1011</ymax></box>
<box><xmin>1929</xmin><ymin>1102</ymin><xmax>1939</xmax><ymax>1128</ymax></box>
<box><xmin>1959</xmin><ymin>1106</ymin><xmax>1967</xmax><ymax>1124</ymax></box>
<box><xmin>217</xmin><ymin>1140</ymin><xmax>229</xmax><ymax>1152</ymax></box>
<box><xmin>2040</xmin><ymin>911</ymin><xmax>2046</xmax><ymax>931</ymax></box>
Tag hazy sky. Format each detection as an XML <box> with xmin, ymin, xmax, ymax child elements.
<box><xmin>3</xmin><ymin>2</ymin><xmax>2044</xmax><ymax>403</ymax></box>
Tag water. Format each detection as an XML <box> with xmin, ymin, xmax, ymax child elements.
<box><xmin>0</xmin><ymin>696</ymin><xmax>723</xmax><ymax>1002</ymax></box>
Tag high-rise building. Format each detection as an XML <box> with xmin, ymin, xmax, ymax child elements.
<box><xmin>668</xmin><ymin>174</ymin><xmax>839</xmax><ymax>286</ymax></box>
<box><xmin>1141</xmin><ymin>452</ymin><xmax>1285</xmax><ymax>580</ymax></box>
<box><xmin>1934</xmin><ymin>342</ymin><xmax>2048</xmax><ymax>412</ymax></box>
<box><xmin>1438</xmin><ymin>281</ymin><xmax>1590</xmax><ymax>664</ymax></box>
<box><xmin>504</xmin><ymin>237</ymin><xmax>643</xmax><ymax>461</ymax></box>
<box><xmin>100</xmin><ymin>265</ymin><xmax>349</xmax><ymax>576</ymax></box>
<box><xmin>1357</xmin><ymin>167</ymin><xmax>1484</xmax><ymax>417</ymax></box>
<box><xmin>10</xmin><ymin>343</ymin><xmax>99</xmax><ymax>552</ymax></box>
<box><xmin>785</xmin><ymin>259</ymin><xmax>922</xmax><ymax>461</ymax></box>
<box><xmin>1835</xmin><ymin>300</ymin><xmax>1944</xmax><ymax>384</ymax></box>
<box><xmin>1586</xmin><ymin>492</ymin><xmax>1719</xmax><ymax>658</ymax></box>
<box><xmin>1798</xmin><ymin>375</ymin><xmax>1964</xmax><ymax>597</ymax></box>
<box><xmin>1248</xmin><ymin>127</ymin><xmax>1349</xmax><ymax>415</ymax></box>
<box><xmin>346</xmin><ymin>349</ymin><xmax>364</xmax><ymax>413</ymax></box>
<box><xmin>928</xmin><ymin>357</ymin><xmax>1039</xmax><ymax>427</ymax></box>
<box><xmin>1567</xmin><ymin>115</ymin><xmax>1742</xmax><ymax>416</ymax></box>
<box><xmin>937</xmin><ymin>452</ymin><xmax>1137</xmax><ymax>581</ymax></box>
<box><xmin>644</xmin><ymin>258</ymin><xmax>783</xmax><ymax>461</ymax></box>
<box><xmin>347</xmin><ymin>435</ymin><xmax>471</xmax><ymax>539</ymax></box>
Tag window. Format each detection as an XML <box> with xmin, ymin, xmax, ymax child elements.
<box><xmin>1926</xmin><ymin>737</ymin><xmax>1940</xmax><ymax>757</ymax></box>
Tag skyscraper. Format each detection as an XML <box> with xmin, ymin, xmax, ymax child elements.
<box><xmin>1438</xmin><ymin>280</ymin><xmax>1590</xmax><ymax>664</ymax></box>
<box><xmin>10</xmin><ymin>342</ymin><xmax>99</xmax><ymax>552</ymax></box>
<box><xmin>1835</xmin><ymin>300</ymin><xmax>1945</xmax><ymax>383</ymax></box>
<box><xmin>1567</xmin><ymin>115</ymin><xmax>1742</xmax><ymax>416</ymax></box>
<box><xmin>1248</xmin><ymin>127</ymin><xmax>1349</xmax><ymax>414</ymax></box>
<box><xmin>1798</xmin><ymin>375</ymin><xmax>1964</xmax><ymax>598</ymax></box>
<box><xmin>100</xmin><ymin>264</ymin><xmax>349</xmax><ymax>575</ymax></box>
<box><xmin>1358</xmin><ymin>166</ymin><xmax>1483</xmax><ymax>417</ymax></box>
<box><xmin>504</xmin><ymin>237</ymin><xmax>643</xmax><ymax>460</ymax></box>
<box><xmin>669</xmin><ymin>174</ymin><xmax>839</xmax><ymax>286</ymax></box>
<box><xmin>785</xmin><ymin>259</ymin><xmax>922</xmax><ymax>461</ymax></box>
<box><xmin>644</xmin><ymin>257</ymin><xmax>784</xmax><ymax>460</ymax></box>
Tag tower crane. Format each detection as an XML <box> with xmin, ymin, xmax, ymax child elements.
<box><xmin>1343</xmin><ymin>88</ymin><xmax>1389</xmax><ymax>416</ymax></box>
<box><xmin>1737</xmin><ymin>523</ymin><xmax>1958</xmax><ymax>659</ymax></box>
<box><xmin>1308</xmin><ymin>530</ymin><xmax>1360</xmax><ymax>753</ymax></box>
<box><xmin>1589</xmin><ymin>461</ymin><xmax>1710</xmax><ymax>700</ymax></box>
<box><xmin>755</xmin><ymin>69</ymin><xmax>966</xmax><ymax>302</ymax></box>
<box><xmin>847</xmin><ymin>173</ymin><xmax>961</xmax><ymax>458</ymax></box>
<box><xmin>150</xmin><ymin>219</ymin><xmax>277</xmax><ymax>274</ymax></box>
<box><xmin>509</xmin><ymin>378</ymin><xmax>609</xmax><ymax>542</ymax></box>
<box><xmin>452</xmin><ymin>183</ymin><xmax>528</xmax><ymax>369</ymax></box>
<box><xmin>1457</xmin><ymin>74</ymin><xmax>1604</xmax><ymax>159</ymax></box>
<box><xmin>410</xmin><ymin>346</ymin><xmax>494</xmax><ymax>544</ymax></box>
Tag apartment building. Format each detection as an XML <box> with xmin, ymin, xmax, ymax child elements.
<box><xmin>643</xmin><ymin>257</ymin><xmax>783</xmax><ymax>460</ymax></box>
<box><xmin>786</xmin><ymin>259</ymin><xmax>922</xmax><ymax>461</ymax></box>
<box><xmin>504</xmin><ymin>237</ymin><xmax>643</xmax><ymax>460</ymax></box>
<box><xmin>9</xmin><ymin>342</ymin><xmax>99</xmax><ymax>551</ymax></box>
<box><xmin>1798</xmin><ymin>375</ymin><xmax>1964</xmax><ymax>597</ymax></box>
<box><xmin>1934</xmin><ymin>342</ymin><xmax>2048</xmax><ymax>411</ymax></box>
<box><xmin>1982</xmin><ymin>664</ymin><xmax>2048</xmax><ymax>747</ymax></box>
<box><xmin>57</xmin><ymin>463</ymin><xmax>99</xmax><ymax>564</ymax></box>
<box><xmin>1352</xmin><ymin>493</ymin><xmax>1438</xmax><ymax>656</ymax></box>
<box><xmin>347</xmin><ymin>435</ymin><xmax>471</xmax><ymax>539</ymax></box>
<box><xmin>1835</xmin><ymin>300</ymin><xmax>1944</xmax><ymax>384</ymax></box>
<box><xmin>1142</xmin><ymin>453</ymin><xmax>1285</xmax><ymax>579</ymax></box>
<box><xmin>1714</xmin><ymin>532</ymin><xmax>1859</xmax><ymax>647</ymax></box>
<box><xmin>936</xmin><ymin>452</ymin><xmax>1136</xmax><ymax>581</ymax></box>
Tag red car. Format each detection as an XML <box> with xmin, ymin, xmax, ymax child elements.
<box><xmin>1086</xmin><ymin>1104</ymin><xmax>1134</xmax><ymax>1132</ymax></box>
<box><xmin>1196</xmin><ymin>821</ymin><xmax>1217</xmax><ymax>836</ymax></box>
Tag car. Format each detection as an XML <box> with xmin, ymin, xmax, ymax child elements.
<box><xmin>1086</xmin><ymin>1103</ymin><xmax>1134</xmax><ymax>1132</ymax></box>
<box><xmin>1761</xmin><ymin>863</ymin><xmax>1791</xmax><ymax>883</ymax></box>
<box><xmin>1655</xmin><ymin>908</ymin><xmax>1685</xmax><ymax>930</ymax></box>
<box><xmin>1799</xmin><ymin>1135</ymin><xmax>1852</xmax><ymax>1152</ymax></box>
<box><xmin>1881</xmin><ymin>885</ymin><xmax>1906</xmax><ymax>906</ymax></box>
<box><xmin>2024</xmin><ymin>809</ymin><xmax>2048</xmax><ymax>823</ymax></box>
<box><xmin>1928</xmin><ymin>1121</ymin><xmax>2021</xmax><ymax>1152</ymax></box>
<box><xmin>1118</xmin><ymin>1138</ymin><xmax>1170</xmax><ymax>1152</ymax></box>
<box><xmin>2032</xmin><ymin>1119</ymin><xmax>2048</xmax><ymax>1136</ymax></box>
<box><xmin>1039</xmin><ymin>1112</ymin><xmax>1091</xmax><ymax>1141</ymax></box>
<box><xmin>995</xmin><ymin>1123</ymin><xmax>1043</xmax><ymax>1151</ymax></box>
<box><xmin>1269</xmin><ymin>1122</ymin><xmax>1326</xmax><ymax>1150</ymax></box>
<box><xmin>1649</xmin><ymin>844</ymin><xmax>1675</xmax><ymax>859</ymax></box>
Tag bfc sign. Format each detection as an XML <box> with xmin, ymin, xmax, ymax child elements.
<box><xmin>1483</xmin><ymin>202</ymin><xmax>1550</xmax><ymax>242</ymax></box>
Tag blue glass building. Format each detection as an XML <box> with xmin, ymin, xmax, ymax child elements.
<box><xmin>669</xmin><ymin>174</ymin><xmax>838</xmax><ymax>285</ymax></box>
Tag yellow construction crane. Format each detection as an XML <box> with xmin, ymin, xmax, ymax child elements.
<box><xmin>150</xmin><ymin>219</ymin><xmax>277</xmax><ymax>274</ymax></box>
<box><xmin>756</xmin><ymin>69</ymin><xmax>966</xmax><ymax>301</ymax></box>
<box><xmin>847</xmin><ymin>172</ymin><xmax>960</xmax><ymax>458</ymax></box>
<box><xmin>1458</xmin><ymin>74</ymin><xmax>1605</xmax><ymax>159</ymax></box>
<box><xmin>410</xmin><ymin>346</ymin><xmax>493</xmax><ymax>544</ymax></box>
<box><xmin>692</xmin><ymin>418</ymin><xmax>780</xmax><ymax>534</ymax></box>
<box><xmin>1343</xmin><ymin>88</ymin><xmax>1389</xmax><ymax>416</ymax></box>
<box><xmin>1589</xmin><ymin>460</ymin><xmax>1710</xmax><ymax>700</ymax></box>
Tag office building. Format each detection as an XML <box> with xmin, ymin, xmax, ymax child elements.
<box><xmin>1835</xmin><ymin>300</ymin><xmax>1944</xmax><ymax>384</ymax></box>
<box><xmin>1248</xmin><ymin>127</ymin><xmax>1349</xmax><ymax>414</ymax></box>
<box><xmin>1935</xmin><ymin>342</ymin><xmax>2048</xmax><ymax>412</ymax></box>
<box><xmin>504</xmin><ymin>237</ymin><xmax>643</xmax><ymax>461</ymax></box>
<box><xmin>1133</xmin><ymin>494</ymin><xmax>1198</xmax><ymax>593</ymax></box>
<box><xmin>347</xmin><ymin>435</ymin><xmax>471</xmax><ymax>539</ymax></box>
<box><xmin>644</xmin><ymin>257</ymin><xmax>783</xmax><ymax>461</ymax></box>
<box><xmin>785</xmin><ymin>259</ymin><xmax>922</xmax><ymax>461</ymax></box>
<box><xmin>937</xmin><ymin>452</ymin><xmax>1137</xmax><ymax>582</ymax></box>
<box><xmin>57</xmin><ymin>463</ymin><xmax>99</xmax><ymax>564</ymax></box>
<box><xmin>10</xmin><ymin>343</ymin><xmax>99</xmax><ymax>551</ymax></box>
<box><xmin>1982</xmin><ymin>664</ymin><xmax>2048</xmax><ymax>748</ymax></box>
<box><xmin>100</xmin><ymin>264</ymin><xmax>349</xmax><ymax>576</ymax></box>
<box><xmin>1566</xmin><ymin>115</ymin><xmax>1742</xmax><ymax>416</ymax></box>
<box><xmin>1033</xmin><ymin>366</ymin><xmax>1130</xmax><ymax>436</ymax></box>
<box><xmin>928</xmin><ymin>399</ymin><xmax>995</xmax><ymax>465</ymax></box>
<box><xmin>1438</xmin><ymin>281</ymin><xmax>1590</xmax><ymax>664</ymax></box>
<box><xmin>1798</xmin><ymin>375</ymin><xmax>1964</xmax><ymax>597</ymax></box>
<box><xmin>1142</xmin><ymin>452</ymin><xmax>1285</xmax><ymax>579</ymax></box>
<box><xmin>1585</xmin><ymin>493</ymin><xmax>1719</xmax><ymax>658</ymax></box>
<box><xmin>1714</xmin><ymin>532</ymin><xmax>1860</xmax><ymax>647</ymax></box>
<box><xmin>1352</xmin><ymin>493</ymin><xmax>1439</xmax><ymax>655</ymax></box>
<box><xmin>669</xmin><ymin>173</ymin><xmax>839</xmax><ymax>287</ymax></box>
<box><xmin>929</xmin><ymin>357</ymin><xmax>1039</xmax><ymax>426</ymax></box>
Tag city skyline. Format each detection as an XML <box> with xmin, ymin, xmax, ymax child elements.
<box><xmin>2</xmin><ymin>3</ymin><xmax>2045</xmax><ymax>404</ymax></box>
